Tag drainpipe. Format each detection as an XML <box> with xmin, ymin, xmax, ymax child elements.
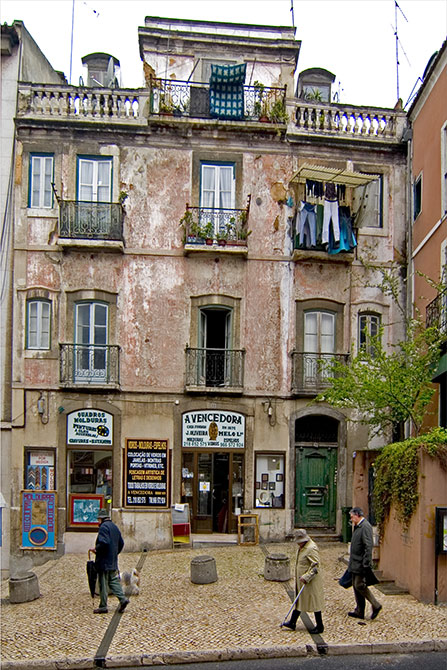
<box><xmin>403</xmin><ymin>121</ymin><xmax>413</xmax><ymax>439</ymax></box>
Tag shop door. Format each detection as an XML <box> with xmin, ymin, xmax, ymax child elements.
<box><xmin>181</xmin><ymin>452</ymin><xmax>243</xmax><ymax>534</ymax></box>
<box><xmin>295</xmin><ymin>446</ymin><xmax>337</xmax><ymax>527</ymax></box>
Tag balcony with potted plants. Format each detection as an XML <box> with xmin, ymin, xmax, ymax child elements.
<box><xmin>180</xmin><ymin>198</ymin><xmax>251</xmax><ymax>255</ymax></box>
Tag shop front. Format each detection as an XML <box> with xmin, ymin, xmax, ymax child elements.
<box><xmin>181</xmin><ymin>410</ymin><xmax>245</xmax><ymax>533</ymax></box>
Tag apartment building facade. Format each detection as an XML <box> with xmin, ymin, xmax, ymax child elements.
<box><xmin>5</xmin><ymin>17</ymin><xmax>408</xmax><ymax>565</ymax></box>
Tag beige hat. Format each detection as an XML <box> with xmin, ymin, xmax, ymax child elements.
<box><xmin>295</xmin><ymin>528</ymin><xmax>310</xmax><ymax>543</ymax></box>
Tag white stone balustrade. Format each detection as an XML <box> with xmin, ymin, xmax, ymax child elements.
<box><xmin>17</xmin><ymin>84</ymin><xmax>148</xmax><ymax>124</ymax></box>
<box><xmin>290</xmin><ymin>100</ymin><xmax>406</xmax><ymax>141</ymax></box>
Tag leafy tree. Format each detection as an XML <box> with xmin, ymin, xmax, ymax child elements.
<box><xmin>316</xmin><ymin>263</ymin><xmax>446</xmax><ymax>437</ymax></box>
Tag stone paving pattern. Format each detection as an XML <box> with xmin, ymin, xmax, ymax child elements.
<box><xmin>1</xmin><ymin>542</ymin><xmax>446</xmax><ymax>669</ymax></box>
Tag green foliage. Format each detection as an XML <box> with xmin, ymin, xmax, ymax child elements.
<box><xmin>316</xmin><ymin>262</ymin><xmax>446</xmax><ymax>437</ymax></box>
<box><xmin>373</xmin><ymin>428</ymin><xmax>447</xmax><ymax>536</ymax></box>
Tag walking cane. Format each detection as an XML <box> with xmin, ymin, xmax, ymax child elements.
<box><xmin>280</xmin><ymin>582</ymin><xmax>306</xmax><ymax>627</ymax></box>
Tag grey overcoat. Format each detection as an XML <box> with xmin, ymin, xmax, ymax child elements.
<box><xmin>295</xmin><ymin>538</ymin><xmax>325</xmax><ymax>612</ymax></box>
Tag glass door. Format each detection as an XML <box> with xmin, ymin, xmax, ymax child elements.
<box><xmin>196</xmin><ymin>453</ymin><xmax>213</xmax><ymax>532</ymax></box>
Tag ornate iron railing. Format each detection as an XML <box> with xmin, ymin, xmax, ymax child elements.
<box><xmin>185</xmin><ymin>348</ymin><xmax>245</xmax><ymax>389</ymax></box>
<box><xmin>182</xmin><ymin>199</ymin><xmax>250</xmax><ymax>245</ymax></box>
<box><xmin>426</xmin><ymin>287</ymin><xmax>447</xmax><ymax>333</ymax></box>
<box><xmin>59</xmin><ymin>201</ymin><xmax>124</xmax><ymax>240</ymax></box>
<box><xmin>60</xmin><ymin>343</ymin><xmax>120</xmax><ymax>386</ymax></box>
<box><xmin>291</xmin><ymin>351</ymin><xmax>350</xmax><ymax>394</ymax></box>
<box><xmin>149</xmin><ymin>78</ymin><xmax>286</xmax><ymax>122</ymax></box>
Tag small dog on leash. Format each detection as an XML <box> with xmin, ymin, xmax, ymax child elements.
<box><xmin>120</xmin><ymin>568</ymin><xmax>140</xmax><ymax>596</ymax></box>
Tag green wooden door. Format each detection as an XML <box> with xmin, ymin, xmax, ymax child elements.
<box><xmin>295</xmin><ymin>446</ymin><xmax>337</xmax><ymax>527</ymax></box>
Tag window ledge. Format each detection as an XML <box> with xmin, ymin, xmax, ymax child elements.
<box><xmin>292</xmin><ymin>249</ymin><xmax>354</xmax><ymax>263</ymax></box>
<box><xmin>184</xmin><ymin>242</ymin><xmax>248</xmax><ymax>257</ymax></box>
<box><xmin>27</xmin><ymin>208</ymin><xmax>58</xmax><ymax>218</ymax></box>
<box><xmin>185</xmin><ymin>385</ymin><xmax>244</xmax><ymax>395</ymax></box>
<box><xmin>57</xmin><ymin>238</ymin><xmax>124</xmax><ymax>252</ymax></box>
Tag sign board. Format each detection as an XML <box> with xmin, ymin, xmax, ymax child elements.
<box><xmin>171</xmin><ymin>503</ymin><xmax>191</xmax><ymax>546</ymax></box>
<box><xmin>182</xmin><ymin>411</ymin><xmax>245</xmax><ymax>449</ymax></box>
<box><xmin>21</xmin><ymin>490</ymin><xmax>57</xmax><ymax>550</ymax></box>
<box><xmin>124</xmin><ymin>439</ymin><xmax>169</xmax><ymax>508</ymax></box>
<box><xmin>67</xmin><ymin>409</ymin><xmax>113</xmax><ymax>445</ymax></box>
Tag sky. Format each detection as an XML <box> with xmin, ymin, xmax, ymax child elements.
<box><xmin>1</xmin><ymin>0</ymin><xmax>446</xmax><ymax>109</ymax></box>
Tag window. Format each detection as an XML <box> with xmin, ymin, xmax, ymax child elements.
<box><xmin>27</xmin><ymin>299</ymin><xmax>51</xmax><ymax>349</ymax></box>
<box><xmin>352</xmin><ymin>175</ymin><xmax>383</xmax><ymax>228</ymax></box>
<box><xmin>29</xmin><ymin>154</ymin><xmax>53</xmax><ymax>208</ymax></box>
<box><xmin>303</xmin><ymin>310</ymin><xmax>335</xmax><ymax>386</ymax></box>
<box><xmin>24</xmin><ymin>448</ymin><xmax>55</xmax><ymax>490</ymax></box>
<box><xmin>255</xmin><ymin>453</ymin><xmax>285</xmax><ymax>508</ymax></box>
<box><xmin>200</xmin><ymin>163</ymin><xmax>236</xmax><ymax>238</ymax></box>
<box><xmin>77</xmin><ymin>157</ymin><xmax>112</xmax><ymax>202</ymax></box>
<box><xmin>358</xmin><ymin>312</ymin><xmax>381</xmax><ymax>356</ymax></box>
<box><xmin>74</xmin><ymin>302</ymin><xmax>108</xmax><ymax>382</ymax></box>
<box><xmin>414</xmin><ymin>175</ymin><xmax>422</xmax><ymax>220</ymax></box>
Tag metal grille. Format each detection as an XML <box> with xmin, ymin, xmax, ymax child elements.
<box><xmin>59</xmin><ymin>201</ymin><xmax>124</xmax><ymax>240</ymax></box>
<box><xmin>60</xmin><ymin>343</ymin><xmax>120</xmax><ymax>386</ymax></box>
<box><xmin>185</xmin><ymin>348</ymin><xmax>245</xmax><ymax>389</ymax></box>
<box><xmin>291</xmin><ymin>351</ymin><xmax>349</xmax><ymax>394</ymax></box>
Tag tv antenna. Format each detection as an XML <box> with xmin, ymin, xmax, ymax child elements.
<box><xmin>393</xmin><ymin>1</ymin><xmax>410</xmax><ymax>102</ymax></box>
<box><xmin>290</xmin><ymin>0</ymin><xmax>295</xmax><ymax>29</ymax></box>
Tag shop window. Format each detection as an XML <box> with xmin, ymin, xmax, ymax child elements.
<box><xmin>24</xmin><ymin>448</ymin><xmax>55</xmax><ymax>490</ymax></box>
<box><xmin>68</xmin><ymin>449</ymin><xmax>112</xmax><ymax>527</ymax></box>
<box><xmin>255</xmin><ymin>453</ymin><xmax>285</xmax><ymax>508</ymax></box>
<box><xmin>29</xmin><ymin>154</ymin><xmax>54</xmax><ymax>208</ymax></box>
<box><xmin>26</xmin><ymin>299</ymin><xmax>51</xmax><ymax>350</ymax></box>
<box><xmin>358</xmin><ymin>312</ymin><xmax>381</xmax><ymax>356</ymax></box>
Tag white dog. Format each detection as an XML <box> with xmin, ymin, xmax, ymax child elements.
<box><xmin>120</xmin><ymin>568</ymin><xmax>140</xmax><ymax>596</ymax></box>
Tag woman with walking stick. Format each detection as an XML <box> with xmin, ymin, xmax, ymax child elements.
<box><xmin>281</xmin><ymin>528</ymin><xmax>325</xmax><ymax>634</ymax></box>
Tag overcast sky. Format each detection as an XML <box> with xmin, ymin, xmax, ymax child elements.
<box><xmin>1</xmin><ymin>0</ymin><xmax>446</xmax><ymax>108</ymax></box>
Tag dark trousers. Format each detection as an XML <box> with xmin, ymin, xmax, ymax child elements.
<box><xmin>98</xmin><ymin>570</ymin><xmax>126</xmax><ymax>609</ymax></box>
<box><xmin>352</xmin><ymin>573</ymin><xmax>381</xmax><ymax>614</ymax></box>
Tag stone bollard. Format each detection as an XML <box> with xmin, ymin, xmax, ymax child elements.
<box><xmin>9</xmin><ymin>572</ymin><xmax>40</xmax><ymax>603</ymax></box>
<box><xmin>264</xmin><ymin>553</ymin><xmax>290</xmax><ymax>582</ymax></box>
<box><xmin>190</xmin><ymin>555</ymin><xmax>218</xmax><ymax>584</ymax></box>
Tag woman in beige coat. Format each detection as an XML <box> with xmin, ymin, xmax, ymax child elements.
<box><xmin>282</xmin><ymin>528</ymin><xmax>325</xmax><ymax>634</ymax></box>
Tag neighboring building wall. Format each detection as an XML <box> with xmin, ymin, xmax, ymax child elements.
<box><xmin>379</xmin><ymin>450</ymin><xmax>447</xmax><ymax>604</ymax></box>
<box><xmin>409</xmin><ymin>41</ymin><xmax>447</xmax><ymax>431</ymax></box>
<box><xmin>0</xmin><ymin>21</ymin><xmax>64</xmax><ymax>577</ymax></box>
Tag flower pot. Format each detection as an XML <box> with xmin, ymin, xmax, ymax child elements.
<box><xmin>218</xmin><ymin>239</ymin><xmax>227</xmax><ymax>246</ymax></box>
<box><xmin>206</xmin><ymin>238</ymin><xmax>214</xmax><ymax>245</ymax></box>
<box><xmin>259</xmin><ymin>115</ymin><xmax>270</xmax><ymax>123</ymax></box>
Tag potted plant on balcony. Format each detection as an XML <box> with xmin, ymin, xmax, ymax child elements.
<box><xmin>202</xmin><ymin>221</ymin><xmax>215</xmax><ymax>245</ymax></box>
<box><xmin>269</xmin><ymin>99</ymin><xmax>289</xmax><ymax>124</ymax></box>
<box><xmin>216</xmin><ymin>231</ymin><xmax>227</xmax><ymax>246</ymax></box>
<box><xmin>253</xmin><ymin>81</ymin><xmax>270</xmax><ymax>122</ymax></box>
<box><xmin>180</xmin><ymin>209</ymin><xmax>202</xmax><ymax>244</ymax></box>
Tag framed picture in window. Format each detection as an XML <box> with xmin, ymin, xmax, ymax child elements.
<box><xmin>69</xmin><ymin>493</ymin><xmax>104</xmax><ymax>528</ymax></box>
<box><xmin>261</xmin><ymin>473</ymin><xmax>268</xmax><ymax>482</ymax></box>
<box><xmin>276</xmin><ymin>473</ymin><xmax>283</xmax><ymax>482</ymax></box>
<box><xmin>269</xmin><ymin>482</ymin><xmax>276</xmax><ymax>491</ymax></box>
<box><xmin>255</xmin><ymin>452</ymin><xmax>285</xmax><ymax>508</ymax></box>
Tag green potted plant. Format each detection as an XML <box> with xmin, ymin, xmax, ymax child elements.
<box><xmin>180</xmin><ymin>209</ymin><xmax>202</xmax><ymax>244</ymax></box>
<box><xmin>269</xmin><ymin>99</ymin><xmax>289</xmax><ymax>124</ymax></box>
<box><xmin>202</xmin><ymin>221</ymin><xmax>214</xmax><ymax>244</ymax></box>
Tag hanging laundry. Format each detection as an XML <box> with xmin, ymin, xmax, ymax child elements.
<box><xmin>322</xmin><ymin>182</ymin><xmax>340</xmax><ymax>245</ymax></box>
<box><xmin>328</xmin><ymin>211</ymin><xmax>357</xmax><ymax>254</ymax></box>
<box><xmin>298</xmin><ymin>201</ymin><xmax>317</xmax><ymax>247</ymax></box>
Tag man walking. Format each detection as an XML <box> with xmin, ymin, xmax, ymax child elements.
<box><xmin>348</xmin><ymin>507</ymin><xmax>382</xmax><ymax>620</ymax></box>
<box><xmin>92</xmin><ymin>508</ymin><xmax>129</xmax><ymax>614</ymax></box>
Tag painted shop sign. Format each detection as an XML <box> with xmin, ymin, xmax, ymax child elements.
<box><xmin>67</xmin><ymin>410</ymin><xmax>113</xmax><ymax>445</ymax></box>
<box><xmin>124</xmin><ymin>439</ymin><xmax>169</xmax><ymax>508</ymax></box>
<box><xmin>21</xmin><ymin>490</ymin><xmax>57</xmax><ymax>550</ymax></box>
<box><xmin>182</xmin><ymin>411</ymin><xmax>245</xmax><ymax>449</ymax></box>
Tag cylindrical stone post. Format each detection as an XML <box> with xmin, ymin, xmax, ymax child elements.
<box><xmin>264</xmin><ymin>553</ymin><xmax>290</xmax><ymax>582</ymax></box>
<box><xmin>190</xmin><ymin>555</ymin><xmax>218</xmax><ymax>584</ymax></box>
<box><xmin>9</xmin><ymin>573</ymin><xmax>40</xmax><ymax>603</ymax></box>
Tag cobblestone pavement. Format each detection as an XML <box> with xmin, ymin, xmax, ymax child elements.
<box><xmin>1</xmin><ymin>543</ymin><xmax>446</xmax><ymax>669</ymax></box>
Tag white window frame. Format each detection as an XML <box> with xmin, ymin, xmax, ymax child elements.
<box><xmin>77</xmin><ymin>157</ymin><xmax>112</xmax><ymax>202</ymax></box>
<box><xmin>358</xmin><ymin>312</ymin><xmax>381</xmax><ymax>356</ymax></box>
<box><xmin>74</xmin><ymin>301</ymin><xmax>109</xmax><ymax>382</ymax></box>
<box><xmin>27</xmin><ymin>299</ymin><xmax>51</xmax><ymax>350</ymax></box>
<box><xmin>29</xmin><ymin>154</ymin><xmax>54</xmax><ymax>208</ymax></box>
<box><xmin>200</xmin><ymin>163</ymin><xmax>235</xmax><ymax>210</ymax></box>
<box><xmin>353</xmin><ymin>176</ymin><xmax>383</xmax><ymax>229</ymax></box>
<box><xmin>441</xmin><ymin>122</ymin><xmax>447</xmax><ymax>218</ymax></box>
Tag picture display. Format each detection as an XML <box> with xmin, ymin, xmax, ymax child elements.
<box><xmin>255</xmin><ymin>453</ymin><xmax>285</xmax><ymax>508</ymax></box>
<box><xmin>124</xmin><ymin>439</ymin><xmax>169</xmax><ymax>508</ymax></box>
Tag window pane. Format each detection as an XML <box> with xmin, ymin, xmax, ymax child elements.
<box><xmin>31</xmin><ymin>157</ymin><xmax>41</xmax><ymax>207</ymax></box>
<box><xmin>201</xmin><ymin>165</ymin><xmax>216</xmax><ymax>208</ymax></box>
<box><xmin>27</xmin><ymin>300</ymin><xmax>50</xmax><ymax>349</ymax></box>
<box><xmin>320</xmin><ymin>312</ymin><xmax>335</xmax><ymax>353</ymax></box>
<box><xmin>219</xmin><ymin>166</ymin><xmax>234</xmax><ymax>209</ymax></box>
<box><xmin>40</xmin><ymin>301</ymin><xmax>50</xmax><ymax>349</ymax></box>
<box><xmin>304</xmin><ymin>312</ymin><xmax>318</xmax><ymax>352</ymax></box>
<box><xmin>43</xmin><ymin>157</ymin><xmax>53</xmax><ymax>207</ymax></box>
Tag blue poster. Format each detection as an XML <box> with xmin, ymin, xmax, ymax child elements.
<box><xmin>21</xmin><ymin>490</ymin><xmax>57</xmax><ymax>550</ymax></box>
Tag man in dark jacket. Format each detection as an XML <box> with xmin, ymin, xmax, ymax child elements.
<box><xmin>348</xmin><ymin>507</ymin><xmax>382</xmax><ymax>620</ymax></box>
<box><xmin>93</xmin><ymin>509</ymin><xmax>129</xmax><ymax>614</ymax></box>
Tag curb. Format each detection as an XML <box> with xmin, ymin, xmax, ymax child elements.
<box><xmin>2</xmin><ymin>639</ymin><xmax>447</xmax><ymax>670</ymax></box>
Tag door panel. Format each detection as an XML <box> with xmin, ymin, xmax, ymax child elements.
<box><xmin>295</xmin><ymin>446</ymin><xmax>336</xmax><ymax>527</ymax></box>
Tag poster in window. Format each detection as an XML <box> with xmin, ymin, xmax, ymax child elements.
<box><xmin>124</xmin><ymin>439</ymin><xmax>169</xmax><ymax>508</ymax></box>
<box><xmin>69</xmin><ymin>494</ymin><xmax>104</xmax><ymax>527</ymax></box>
<box><xmin>21</xmin><ymin>490</ymin><xmax>57</xmax><ymax>549</ymax></box>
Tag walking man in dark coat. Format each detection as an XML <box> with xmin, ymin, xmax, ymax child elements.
<box><xmin>348</xmin><ymin>507</ymin><xmax>382</xmax><ymax>620</ymax></box>
<box><xmin>92</xmin><ymin>508</ymin><xmax>129</xmax><ymax>614</ymax></box>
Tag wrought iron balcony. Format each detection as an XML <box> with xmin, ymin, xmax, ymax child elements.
<box><xmin>291</xmin><ymin>351</ymin><xmax>350</xmax><ymax>395</ymax></box>
<box><xmin>59</xmin><ymin>201</ymin><xmax>124</xmax><ymax>241</ymax></box>
<box><xmin>149</xmin><ymin>78</ymin><xmax>286</xmax><ymax>122</ymax></box>
<box><xmin>60</xmin><ymin>343</ymin><xmax>120</xmax><ymax>387</ymax></box>
<box><xmin>185</xmin><ymin>347</ymin><xmax>245</xmax><ymax>391</ymax></box>
<box><xmin>426</xmin><ymin>287</ymin><xmax>447</xmax><ymax>334</ymax></box>
<box><xmin>181</xmin><ymin>199</ymin><xmax>250</xmax><ymax>248</ymax></box>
